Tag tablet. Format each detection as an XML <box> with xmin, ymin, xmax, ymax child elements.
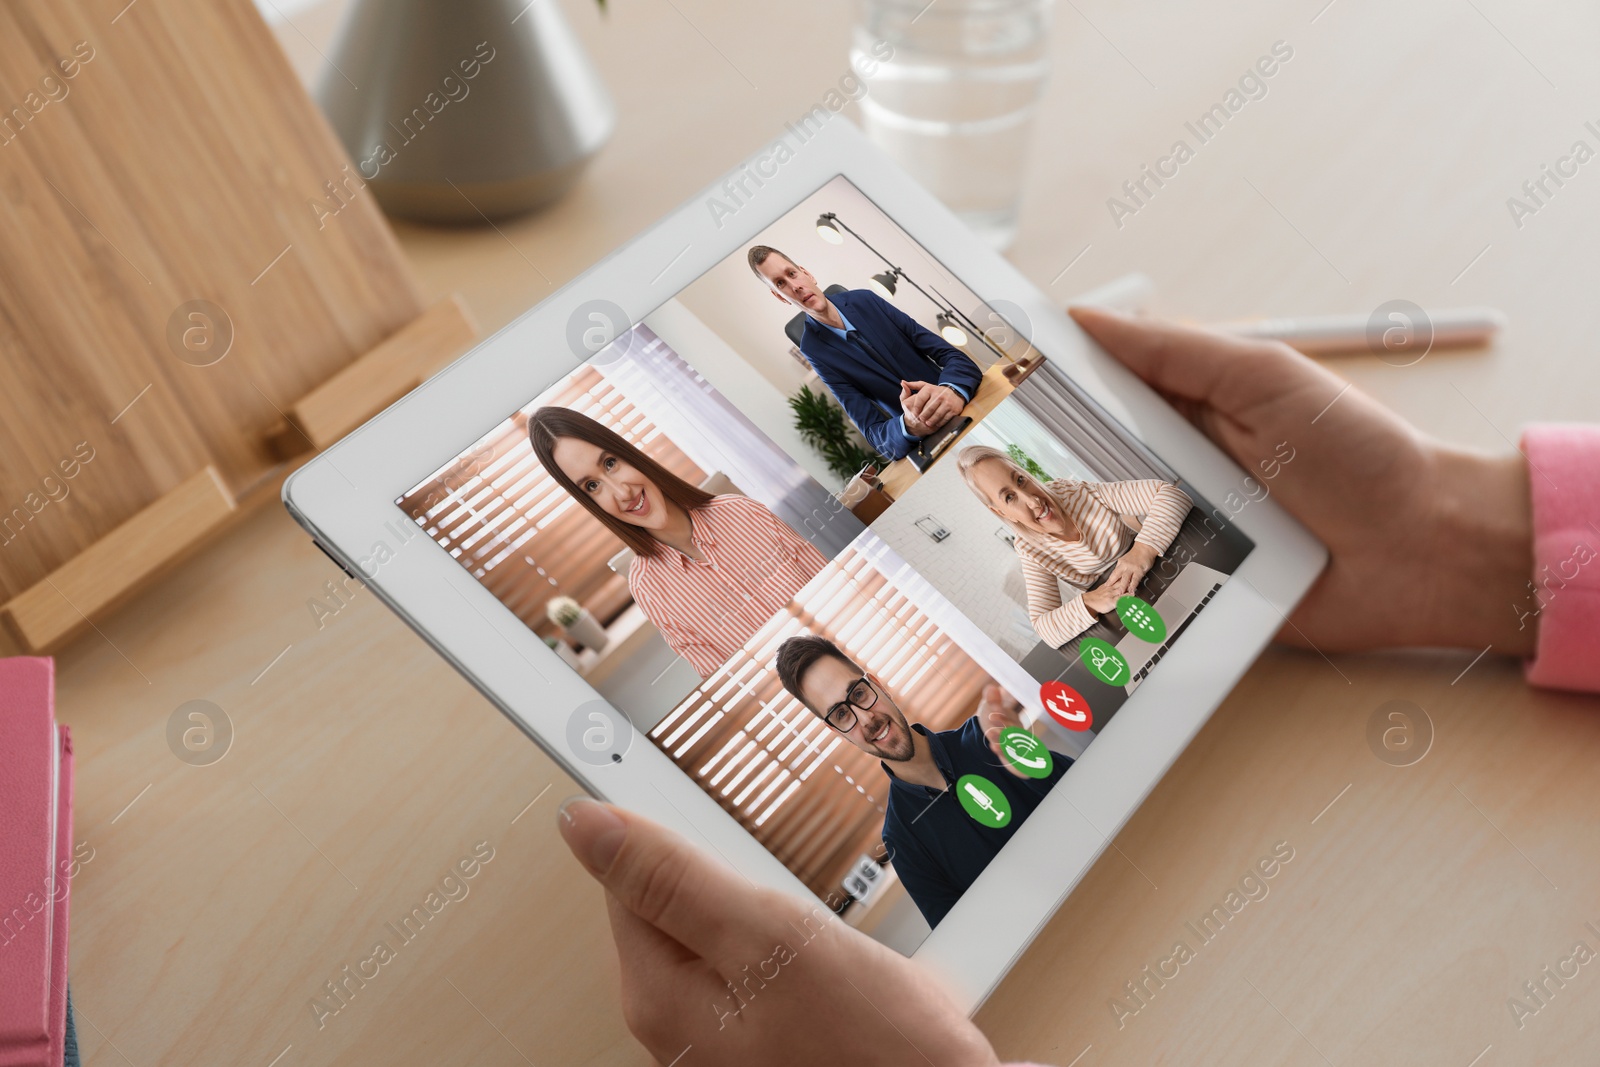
<box><xmin>283</xmin><ymin>116</ymin><xmax>1325</xmax><ymax>1011</ymax></box>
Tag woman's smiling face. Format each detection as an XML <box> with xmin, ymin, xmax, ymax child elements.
<box><xmin>550</xmin><ymin>436</ymin><xmax>669</xmax><ymax>533</ymax></box>
<box><xmin>972</xmin><ymin>457</ymin><xmax>1069</xmax><ymax>537</ymax></box>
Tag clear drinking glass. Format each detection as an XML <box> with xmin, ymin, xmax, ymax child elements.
<box><xmin>852</xmin><ymin>0</ymin><xmax>1052</xmax><ymax>250</ymax></box>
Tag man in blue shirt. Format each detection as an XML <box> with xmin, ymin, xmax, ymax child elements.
<box><xmin>774</xmin><ymin>634</ymin><xmax>1071</xmax><ymax>928</ymax></box>
<box><xmin>748</xmin><ymin>245</ymin><xmax>983</xmax><ymax>461</ymax></box>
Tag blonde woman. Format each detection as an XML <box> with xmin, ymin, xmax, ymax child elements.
<box><xmin>956</xmin><ymin>445</ymin><xmax>1193</xmax><ymax>648</ymax></box>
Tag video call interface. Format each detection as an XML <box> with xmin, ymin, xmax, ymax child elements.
<box><xmin>399</xmin><ymin>176</ymin><xmax>1255</xmax><ymax>954</ymax></box>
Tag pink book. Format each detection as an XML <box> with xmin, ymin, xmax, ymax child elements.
<box><xmin>45</xmin><ymin>727</ymin><xmax>72</xmax><ymax>1067</ymax></box>
<box><xmin>0</xmin><ymin>657</ymin><xmax>56</xmax><ymax>1066</ymax></box>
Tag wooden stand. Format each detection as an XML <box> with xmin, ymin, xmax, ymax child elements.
<box><xmin>0</xmin><ymin>1</ymin><xmax>480</xmax><ymax>654</ymax></box>
<box><xmin>284</xmin><ymin>296</ymin><xmax>479</xmax><ymax>452</ymax></box>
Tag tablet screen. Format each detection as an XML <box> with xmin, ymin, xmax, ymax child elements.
<box><xmin>396</xmin><ymin>176</ymin><xmax>1255</xmax><ymax>954</ymax></box>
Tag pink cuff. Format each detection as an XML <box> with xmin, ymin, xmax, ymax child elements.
<box><xmin>1521</xmin><ymin>424</ymin><xmax>1600</xmax><ymax>693</ymax></box>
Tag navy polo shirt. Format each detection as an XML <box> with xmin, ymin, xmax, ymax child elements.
<box><xmin>881</xmin><ymin>718</ymin><xmax>1071</xmax><ymax>928</ymax></box>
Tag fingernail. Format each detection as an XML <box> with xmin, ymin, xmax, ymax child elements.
<box><xmin>1068</xmin><ymin>304</ymin><xmax>1127</xmax><ymax>319</ymax></box>
<box><xmin>557</xmin><ymin>795</ymin><xmax>627</xmax><ymax>873</ymax></box>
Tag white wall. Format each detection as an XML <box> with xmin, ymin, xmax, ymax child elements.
<box><xmin>644</xmin><ymin>298</ymin><xmax>843</xmax><ymax>493</ymax></box>
<box><xmin>868</xmin><ymin>409</ymin><xmax>1042</xmax><ymax>663</ymax></box>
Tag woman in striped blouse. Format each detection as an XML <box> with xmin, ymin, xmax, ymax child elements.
<box><xmin>956</xmin><ymin>445</ymin><xmax>1193</xmax><ymax>648</ymax></box>
<box><xmin>529</xmin><ymin>407</ymin><xmax>829</xmax><ymax>679</ymax></box>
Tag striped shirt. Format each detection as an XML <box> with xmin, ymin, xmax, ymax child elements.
<box><xmin>1014</xmin><ymin>479</ymin><xmax>1192</xmax><ymax>648</ymax></box>
<box><xmin>628</xmin><ymin>495</ymin><xmax>829</xmax><ymax>679</ymax></box>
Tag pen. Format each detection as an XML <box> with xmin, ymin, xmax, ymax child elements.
<box><xmin>1212</xmin><ymin>307</ymin><xmax>1506</xmax><ymax>355</ymax></box>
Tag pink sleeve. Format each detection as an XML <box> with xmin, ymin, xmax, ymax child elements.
<box><xmin>1521</xmin><ymin>424</ymin><xmax>1600</xmax><ymax>692</ymax></box>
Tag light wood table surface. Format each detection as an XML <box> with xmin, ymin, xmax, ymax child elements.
<box><xmin>878</xmin><ymin>363</ymin><xmax>1019</xmax><ymax>500</ymax></box>
<box><xmin>55</xmin><ymin>2</ymin><xmax>1600</xmax><ymax>1066</ymax></box>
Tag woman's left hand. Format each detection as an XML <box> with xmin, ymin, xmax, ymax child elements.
<box><xmin>557</xmin><ymin>799</ymin><xmax>1003</xmax><ymax>1067</ymax></box>
<box><xmin>1104</xmin><ymin>543</ymin><xmax>1159</xmax><ymax>598</ymax></box>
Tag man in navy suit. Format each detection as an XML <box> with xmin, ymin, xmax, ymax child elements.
<box><xmin>748</xmin><ymin>245</ymin><xmax>982</xmax><ymax>461</ymax></box>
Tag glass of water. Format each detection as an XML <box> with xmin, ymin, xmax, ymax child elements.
<box><xmin>852</xmin><ymin>0</ymin><xmax>1052</xmax><ymax>250</ymax></box>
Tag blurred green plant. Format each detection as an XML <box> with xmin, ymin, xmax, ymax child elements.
<box><xmin>1007</xmin><ymin>443</ymin><xmax>1052</xmax><ymax>484</ymax></box>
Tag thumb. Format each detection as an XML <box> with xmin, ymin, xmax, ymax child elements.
<box><xmin>1067</xmin><ymin>304</ymin><xmax>1302</xmax><ymax>413</ymax></box>
<box><xmin>558</xmin><ymin>797</ymin><xmax>768</xmax><ymax>960</ymax></box>
<box><xmin>980</xmin><ymin>685</ymin><xmax>1009</xmax><ymax>733</ymax></box>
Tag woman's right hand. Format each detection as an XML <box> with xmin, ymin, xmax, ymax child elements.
<box><xmin>1067</xmin><ymin>306</ymin><xmax>1536</xmax><ymax>655</ymax></box>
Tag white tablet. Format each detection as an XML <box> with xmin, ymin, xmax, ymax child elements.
<box><xmin>283</xmin><ymin>117</ymin><xmax>1324</xmax><ymax>1011</ymax></box>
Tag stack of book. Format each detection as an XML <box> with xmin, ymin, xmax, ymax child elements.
<box><xmin>0</xmin><ymin>658</ymin><xmax>76</xmax><ymax>1067</ymax></box>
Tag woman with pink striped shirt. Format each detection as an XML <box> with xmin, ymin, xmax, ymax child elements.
<box><xmin>529</xmin><ymin>407</ymin><xmax>828</xmax><ymax>679</ymax></box>
<box><xmin>956</xmin><ymin>445</ymin><xmax>1193</xmax><ymax>648</ymax></box>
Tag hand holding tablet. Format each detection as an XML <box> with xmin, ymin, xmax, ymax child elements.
<box><xmin>558</xmin><ymin>797</ymin><xmax>1002</xmax><ymax>1067</ymax></box>
<box><xmin>278</xmin><ymin>113</ymin><xmax>1571</xmax><ymax>1064</ymax></box>
<box><xmin>553</xmin><ymin>305</ymin><xmax>1553</xmax><ymax>1065</ymax></box>
<box><xmin>1067</xmin><ymin>304</ymin><xmax>1538</xmax><ymax>656</ymax></box>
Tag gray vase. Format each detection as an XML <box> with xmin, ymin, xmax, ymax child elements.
<box><xmin>316</xmin><ymin>0</ymin><xmax>615</xmax><ymax>223</ymax></box>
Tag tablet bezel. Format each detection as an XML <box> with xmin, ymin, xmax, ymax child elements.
<box><xmin>282</xmin><ymin>116</ymin><xmax>1326</xmax><ymax>1012</ymax></box>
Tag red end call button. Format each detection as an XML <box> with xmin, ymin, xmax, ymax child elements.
<box><xmin>1041</xmin><ymin>681</ymin><xmax>1093</xmax><ymax>731</ymax></box>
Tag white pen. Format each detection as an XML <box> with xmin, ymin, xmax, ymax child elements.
<box><xmin>1212</xmin><ymin>307</ymin><xmax>1506</xmax><ymax>355</ymax></box>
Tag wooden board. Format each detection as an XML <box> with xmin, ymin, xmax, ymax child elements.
<box><xmin>0</xmin><ymin>0</ymin><xmax>427</xmax><ymax>603</ymax></box>
<box><xmin>289</xmin><ymin>295</ymin><xmax>480</xmax><ymax>450</ymax></box>
<box><xmin>1</xmin><ymin>465</ymin><xmax>235</xmax><ymax>652</ymax></box>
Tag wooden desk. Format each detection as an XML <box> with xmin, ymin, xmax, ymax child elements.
<box><xmin>878</xmin><ymin>362</ymin><xmax>1019</xmax><ymax>500</ymax></box>
<box><xmin>55</xmin><ymin>3</ymin><xmax>1600</xmax><ymax>1066</ymax></box>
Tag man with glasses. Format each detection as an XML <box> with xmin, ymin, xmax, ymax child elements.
<box><xmin>774</xmin><ymin>633</ymin><xmax>1071</xmax><ymax>928</ymax></box>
